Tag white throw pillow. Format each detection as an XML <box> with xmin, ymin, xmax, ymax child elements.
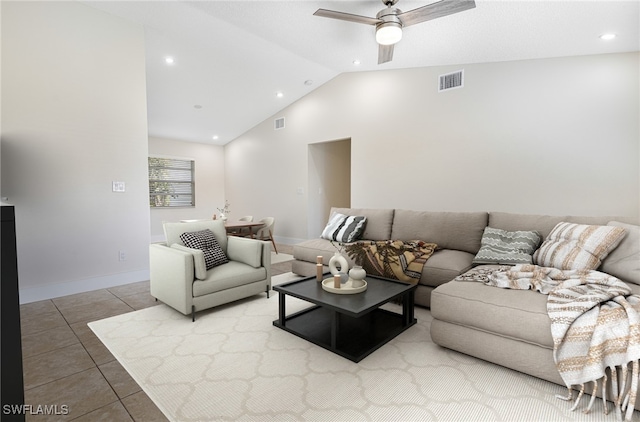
<box><xmin>533</xmin><ymin>222</ymin><xmax>627</xmax><ymax>271</ymax></box>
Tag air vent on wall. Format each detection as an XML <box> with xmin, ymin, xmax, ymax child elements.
<box><xmin>439</xmin><ymin>70</ymin><xmax>464</xmax><ymax>92</ymax></box>
<box><xmin>274</xmin><ymin>117</ymin><xmax>285</xmax><ymax>130</ymax></box>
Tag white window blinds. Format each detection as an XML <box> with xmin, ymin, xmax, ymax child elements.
<box><xmin>148</xmin><ymin>157</ymin><xmax>195</xmax><ymax>207</ymax></box>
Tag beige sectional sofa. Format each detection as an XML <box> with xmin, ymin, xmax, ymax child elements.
<box><xmin>292</xmin><ymin>207</ymin><xmax>489</xmax><ymax>307</ymax></box>
<box><xmin>292</xmin><ymin>207</ymin><xmax>640</xmax><ymax>407</ymax></box>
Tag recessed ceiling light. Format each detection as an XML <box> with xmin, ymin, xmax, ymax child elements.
<box><xmin>165</xmin><ymin>57</ymin><xmax>175</xmax><ymax>64</ymax></box>
<box><xmin>276</xmin><ymin>92</ymin><xmax>284</xmax><ymax>98</ymax></box>
<box><xmin>212</xmin><ymin>135</ymin><xmax>219</xmax><ymax>140</ymax></box>
<box><xmin>194</xmin><ymin>105</ymin><xmax>203</xmax><ymax>109</ymax></box>
<box><xmin>600</xmin><ymin>33</ymin><xmax>616</xmax><ymax>40</ymax></box>
<box><xmin>353</xmin><ymin>59</ymin><xmax>361</xmax><ymax>66</ymax></box>
<box><xmin>304</xmin><ymin>80</ymin><xmax>313</xmax><ymax>86</ymax></box>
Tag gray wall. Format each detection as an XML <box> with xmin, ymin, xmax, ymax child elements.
<box><xmin>225</xmin><ymin>52</ymin><xmax>640</xmax><ymax>243</ymax></box>
<box><xmin>1</xmin><ymin>1</ymin><xmax>150</xmax><ymax>302</ymax></box>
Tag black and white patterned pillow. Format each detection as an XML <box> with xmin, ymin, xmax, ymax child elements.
<box><xmin>180</xmin><ymin>229</ymin><xmax>228</xmax><ymax>270</ymax></box>
<box><xmin>321</xmin><ymin>212</ymin><xmax>367</xmax><ymax>243</ymax></box>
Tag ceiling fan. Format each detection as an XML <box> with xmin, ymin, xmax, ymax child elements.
<box><xmin>314</xmin><ymin>0</ymin><xmax>476</xmax><ymax>64</ymax></box>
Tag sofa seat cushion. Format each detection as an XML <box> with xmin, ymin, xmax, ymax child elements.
<box><xmin>431</xmin><ymin>265</ymin><xmax>640</xmax><ymax>349</ymax></box>
<box><xmin>192</xmin><ymin>262</ymin><xmax>267</xmax><ymax>297</ymax></box>
<box><xmin>431</xmin><ymin>273</ymin><xmax>553</xmax><ymax>349</ymax></box>
<box><xmin>419</xmin><ymin>249</ymin><xmax>475</xmax><ymax>288</ymax></box>
<box><xmin>293</xmin><ymin>239</ymin><xmax>355</xmax><ymax>267</ymax></box>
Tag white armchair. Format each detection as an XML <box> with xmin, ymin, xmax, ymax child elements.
<box><xmin>150</xmin><ymin>220</ymin><xmax>271</xmax><ymax>321</ymax></box>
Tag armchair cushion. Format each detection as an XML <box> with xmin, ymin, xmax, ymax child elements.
<box><xmin>171</xmin><ymin>244</ymin><xmax>207</xmax><ymax>280</ymax></box>
<box><xmin>180</xmin><ymin>229</ymin><xmax>228</xmax><ymax>269</ymax></box>
<box><xmin>227</xmin><ymin>236</ymin><xmax>263</xmax><ymax>268</ymax></box>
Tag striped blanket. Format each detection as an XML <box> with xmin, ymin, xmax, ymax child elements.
<box><xmin>345</xmin><ymin>240</ymin><xmax>437</xmax><ymax>284</ymax></box>
<box><xmin>487</xmin><ymin>264</ymin><xmax>640</xmax><ymax>421</ymax></box>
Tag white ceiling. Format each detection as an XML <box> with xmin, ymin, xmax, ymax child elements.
<box><xmin>83</xmin><ymin>0</ymin><xmax>639</xmax><ymax>145</ymax></box>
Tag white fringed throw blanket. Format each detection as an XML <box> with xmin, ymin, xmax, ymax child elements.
<box><xmin>486</xmin><ymin>264</ymin><xmax>640</xmax><ymax>421</ymax></box>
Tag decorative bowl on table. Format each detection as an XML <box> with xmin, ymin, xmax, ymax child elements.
<box><xmin>321</xmin><ymin>278</ymin><xmax>367</xmax><ymax>294</ymax></box>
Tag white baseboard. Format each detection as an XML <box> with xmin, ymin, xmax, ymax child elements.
<box><xmin>19</xmin><ymin>269</ymin><xmax>150</xmax><ymax>304</ymax></box>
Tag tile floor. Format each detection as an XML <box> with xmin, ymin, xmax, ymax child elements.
<box><xmin>19</xmin><ymin>244</ymin><xmax>294</xmax><ymax>421</ymax></box>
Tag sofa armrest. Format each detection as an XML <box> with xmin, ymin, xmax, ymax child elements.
<box><xmin>227</xmin><ymin>236</ymin><xmax>271</xmax><ymax>268</ymax></box>
<box><xmin>149</xmin><ymin>243</ymin><xmax>195</xmax><ymax>315</ymax></box>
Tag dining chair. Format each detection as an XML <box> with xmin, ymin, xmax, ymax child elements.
<box><xmin>255</xmin><ymin>217</ymin><xmax>277</xmax><ymax>253</ymax></box>
<box><xmin>236</xmin><ymin>215</ymin><xmax>253</xmax><ymax>236</ymax></box>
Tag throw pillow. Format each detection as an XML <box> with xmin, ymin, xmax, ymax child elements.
<box><xmin>180</xmin><ymin>229</ymin><xmax>228</xmax><ymax>270</ymax></box>
<box><xmin>321</xmin><ymin>212</ymin><xmax>367</xmax><ymax>243</ymax></box>
<box><xmin>600</xmin><ymin>221</ymin><xmax>639</xmax><ymax>285</ymax></box>
<box><xmin>472</xmin><ymin>227</ymin><xmax>541</xmax><ymax>265</ymax></box>
<box><xmin>533</xmin><ymin>222</ymin><xmax>627</xmax><ymax>271</ymax></box>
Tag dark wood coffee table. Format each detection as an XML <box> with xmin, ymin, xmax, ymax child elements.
<box><xmin>272</xmin><ymin>274</ymin><xmax>417</xmax><ymax>362</ymax></box>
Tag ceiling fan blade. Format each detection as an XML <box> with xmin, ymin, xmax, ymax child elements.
<box><xmin>313</xmin><ymin>9</ymin><xmax>381</xmax><ymax>26</ymax></box>
<box><xmin>399</xmin><ymin>0</ymin><xmax>476</xmax><ymax>27</ymax></box>
<box><xmin>378</xmin><ymin>44</ymin><xmax>394</xmax><ymax>64</ymax></box>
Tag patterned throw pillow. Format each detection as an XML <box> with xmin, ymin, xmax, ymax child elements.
<box><xmin>472</xmin><ymin>227</ymin><xmax>541</xmax><ymax>265</ymax></box>
<box><xmin>180</xmin><ymin>229</ymin><xmax>228</xmax><ymax>270</ymax></box>
<box><xmin>321</xmin><ymin>212</ymin><xmax>367</xmax><ymax>243</ymax></box>
<box><xmin>533</xmin><ymin>222</ymin><xmax>627</xmax><ymax>271</ymax></box>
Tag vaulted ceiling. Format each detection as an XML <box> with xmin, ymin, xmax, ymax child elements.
<box><xmin>83</xmin><ymin>1</ymin><xmax>639</xmax><ymax>145</ymax></box>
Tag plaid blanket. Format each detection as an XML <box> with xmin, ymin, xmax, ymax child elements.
<box><xmin>487</xmin><ymin>264</ymin><xmax>640</xmax><ymax>421</ymax></box>
<box><xmin>345</xmin><ymin>240</ymin><xmax>437</xmax><ymax>284</ymax></box>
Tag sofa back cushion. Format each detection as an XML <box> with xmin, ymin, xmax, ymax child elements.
<box><xmin>601</xmin><ymin>221</ymin><xmax>640</xmax><ymax>285</ymax></box>
<box><xmin>163</xmin><ymin>220</ymin><xmax>228</xmax><ymax>252</ymax></box>
<box><xmin>390</xmin><ymin>209</ymin><xmax>488</xmax><ymax>254</ymax></box>
<box><xmin>488</xmin><ymin>212</ymin><xmax>635</xmax><ymax>240</ymax></box>
<box><xmin>330</xmin><ymin>207</ymin><xmax>394</xmax><ymax>241</ymax></box>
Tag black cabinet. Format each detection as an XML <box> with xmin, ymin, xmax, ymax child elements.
<box><xmin>1</xmin><ymin>204</ymin><xmax>25</xmax><ymax>421</ymax></box>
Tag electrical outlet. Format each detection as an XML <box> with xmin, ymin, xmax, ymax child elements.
<box><xmin>119</xmin><ymin>250</ymin><xmax>127</xmax><ymax>261</ymax></box>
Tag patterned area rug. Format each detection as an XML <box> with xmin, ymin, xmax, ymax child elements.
<box><xmin>89</xmin><ymin>273</ymin><xmax>627</xmax><ymax>422</ymax></box>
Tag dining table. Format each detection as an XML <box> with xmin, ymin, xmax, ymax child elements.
<box><xmin>223</xmin><ymin>220</ymin><xmax>264</xmax><ymax>239</ymax></box>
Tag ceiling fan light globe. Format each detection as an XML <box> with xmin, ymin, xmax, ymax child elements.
<box><xmin>376</xmin><ymin>22</ymin><xmax>402</xmax><ymax>45</ymax></box>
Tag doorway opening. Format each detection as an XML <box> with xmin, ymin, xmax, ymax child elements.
<box><xmin>307</xmin><ymin>138</ymin><xmax>351</xmax><ymax>238</ymax></box>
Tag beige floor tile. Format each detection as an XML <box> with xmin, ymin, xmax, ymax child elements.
<box><xmin>20</xmin><ymin>300</ymin><xmax>58</xmax><ymax>317</ymax></box>
<box><xmin>71</xmin><ymin>400</ymin><xmax>133</xmax><ymax>422</ymax></box>
<box><xmin>82</xmin><ymin>338</ymin><xmax>115</xmax><ymax>366</ymax></box>
<box><xmin>121</xmin><ymin>391</ymin><xmax>169</xmax><ymax>422</ymax></box>
<box><xmin>51</xmin><ymin>289</ymin><xmax>117</xmax><ymax>311</ymax></box>
<box><xmin>24</xmin><ymin>368</ymin><xmax>118</xmax><ymax>422</ymax></box>
<box><xmin>21</xmin><ymin>325</ymin><xmax>79</xmax><ymax>359</ymax></box>
<box><xmin>119</xmin><ymin>293</ymin><xmax>161</xmax><ymax>311</ymax></box>
<box><xmin>20</xmin><ymin>310</ymin><xmax>68</xmax><ymax>337</ymax></box>
<box><xmin>23</xmin><ymin>343</ymin><xmax>95</xmax><ymax>390</ymax></box>
<box><xmin>69</xmin><ymin>321</ymin><xmax>99</xmax><ymax>344</ymax></box>
<box><xmin>98</xmin><ymin>360</ymin><xmax>141</xmax><ymax>399</ymax></box>
<box><xmin>57</xmin><ymin>298</ymin><xmax>133</xmax><ymax>325</ymax></box>
<box><xmin>108</xmin><ymin>280</ymin><xmax>150</xmax><ymax>298</ymax></box>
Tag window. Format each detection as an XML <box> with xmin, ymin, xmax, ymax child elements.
<box><xmin>148</xmin><ymin>157</ymin><xmax>195</xmax><ymax>207</ymax></box>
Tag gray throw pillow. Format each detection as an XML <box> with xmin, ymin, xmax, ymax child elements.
<box><xmin>473</xmin><ymin>227</ymin><xmax>541</xmax><ymax>265</ymax></box>
<box><xmin>180</xmin><ymin>229</ymin><xmax>228</xmax><ymax>270</ymax></box>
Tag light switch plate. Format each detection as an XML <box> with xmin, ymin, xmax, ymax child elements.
<box><xmin>112</xmin><ymin>181</ymin><xmax>126</xmax><ymax>192</ymax></box>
